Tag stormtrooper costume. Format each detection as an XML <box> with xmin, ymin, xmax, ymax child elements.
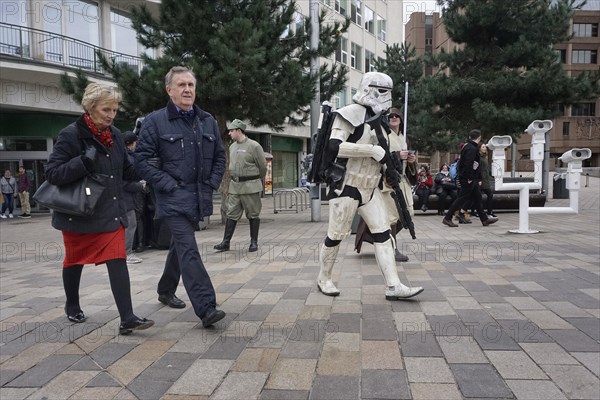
<box><xmin>317</xmin><ymin>72</ymin><xmax>423</xmax><ymax>300</ymax></box>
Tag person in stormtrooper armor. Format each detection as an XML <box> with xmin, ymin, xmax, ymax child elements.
<box><xmin>316</xmin><ymin>72</ymin><xmax>423</xmax><ymax>300</ymax></box>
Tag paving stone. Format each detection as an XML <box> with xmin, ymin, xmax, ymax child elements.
<box><xmin>393</xmin><ymin>312</ymin><xmax>430</xmax><ymax>332</ymax></box>
<box><xmin>262</xmin><ymin>284</ymin><xmax>291</xmax><ymax>292</ymax></box>
<box><xmin>210</xmin><ymin>371</ymin><xmax>269</xmax><ymax>400</ymax></box>
<box><xmin>316</xmin><ymin>350</ymin><xmax>360</xmax><ymax>376</ymax></box>
<box><xmin>200</xmin><ymin>336</ymin><xmax>250</xmax><ymax>359</ymax></box>
<box><xmin>361</xmin><ymin>340</ymin><xmax>403</xmax><ymax>369</ymax></box>
<box><xmin>504</xmin><ymin>297</ymin><xmax>546</xmax><ymax>310</ymax></box>
<box><xmin>446</xmin><ymin>296</ymin><xmax>483</xmax><ymax>309</ymax></box>
<box><xmin>280</xmin><ymin>341</ymin><xmax>322</xmax><ymax>359</ymax></box>
<box><xmin>484</xmin><ymin>303</ymin><xmax>526</xmax><ymax>320</ymax></box>
<box><xmin>0</xmin><ymin>370</ymin><xmax>22</xmax><ymax>386</ymax></box>
<box><xmin>127</xmin><ymin>377</ymin><xmax>173</xmax><ymax>400</ymax></box>
<box><xmin>485</xmin><ymin>351</ymin><xmax>547</xmax><ymax>380</ymax></box>
<box><xmin>426</xmin><ymin>315</ymin><xmax>471</xmax><ymax>336</ymax></box>
<box><xmin>512</xmin><ymin>281</ymin><xmax>548</xmax><ymax>292</ymax></box>
<box><xmin>494</xmin><ymin>319</ymin><xmax>554</xmax><ymax>344</ymax></box>
<box><xmin>282</xmin><ymin>287</ymin><xmax>312</xmax><ymax>300</ymax></box>
<box><xmin>139</xmin><ymin>352</ymin><xmax>199</xmax><ymax>382</ymax></box>
<box><xmin>361</xmin><ymin>369</ymin><xmax>411</xmax><ymax>399</ymax></box>
<box><xmin>398</xmin><ymin>330</ymin><xmax>443</xmax><ymax>357</ymax></box>
<box><xmin>323</xmin><ymin>332</ymin><xmax>359</xmax><ymax>352</ymax></box>
<box><xmin>571</xmin><ymin>352</ymin><xmax>600</xmax><ymax>376</ymax></box>
<box><xmin>410</xmin><ymin>383</ymin><xmax>463</xmax><ymax>399</ymax></box>
<box><xmin>564</xmin><ymin>317</ymin><xmax>600</xmax><ymax>340</ymax></box>
<box><xmin>545</xmin><ymin>329</ymin><xmax>600</xmax><ymax>352</ymax></box>
<box><xmin>297</xmin><ymin>306</ymin><xmax>331</xmax><ymax>320</ymax></box>
<box><xmin>404</xmin><ymin>357</ymin><xmax>454</xmax><ymax>383</ymax></box>
<box><xmin>471</xmin><ymin>322</ymin><xmax>521</xmax><ymax>350</ymax></box>
<box><xmin>449</xmin><ymin>363</ymin><xmax>513</xmax><ymax>399</ymax></box>
<box><xmin>542</xmin><ymin>301</ymin><xmax>594</xmax><ymax>318</ymax></box>
<box><xmin>259</xmin><ymin>389</ymin><xmax>309</xmax><ymax>400</ymax></box>
<box><xmin>265</xmin><ymin>358</ymin><xmax>317</xmax><ymax>390</ymax></box>
<box><xmin>437</xmin><ymin>336</ymin><xmax>487</xmax><ymax>364</ymax></box>
<box><xmin>328</xmin><ymin>313</ymin><xmax>361</xmax><ymax>333</ymax></box>
<box><xmin>0</xmin><ymin>388</ymin><xmax>37</xmax><ymax>400</ymax></box>
<box><xmin>505</xmin><ymin>380</ymin><xmax>567</xmax><ymax>400</ymax></box>
<box><xmin>5</xmin><ymin>355</ymin><xmax>82</xmax><ymax>387</ymax></box>
<box><xmin>167</xmin><ymin>359</ymin><xmax>233</xmax><ymax>396</ymax></box>
<box><xmin>489</xmin><ymin>285</ymin><xmax>527</xmax><ymax>297</ymax></box>
<box><xmin>90</xmin><ymin>342</ymin><xmax>137</xmax><ymax>369</ymax></box>
<box><xmin>361</xmin><ymin>317</ymin><xmax>397</xmax><ymax>340</ymax></box>
<box><xmin>389</xmin><ymin>300</ymin><xmax>423</xmax><ymax>312</ymax></box>
<box><xmin>520</xmin><ymin>310</ymin><xmax>574</xmax><ymax>329</ymax></box>
<box><xmin>542</xmin><ymin>364</ymin><xmax>600</xmax><ymax>400</ymax></box>
<box><xmin>420</xmin><ymin>301</ymin><xmax>456</xmax><ymax>316</ymax></box>
<box><xmin>237</xmin><ymin>305</ymin><xmax>275</xmax><ymax>321</ymax></box>
<box><xmin>287</xmin><ymin>319</ymin><xmax>328</xmax><ymax>342</ymax></box>
<box><xmin>519</xmin><ymin>343</ymin><xmax>579</xmax><ymax>365</ymax></box>
<box><xmin>106</xmin><ymin>358</ymin><xmax>154</xmax><ymax>385</ymax></box>
<box><xmin>232</xmin><ymin>348</ymin><xmax>280</xmax><ymax>372</ymax></box>
<box><xmin>308</xmin><ymin>375</ymin><xmax>359</xmax><ymax>400</ymax></box>
<box><xmin>86</xmin><ymin>371</ymin><xmax>121</xmax><ymax>387</ymax></box>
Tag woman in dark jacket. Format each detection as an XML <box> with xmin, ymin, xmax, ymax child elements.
<box><xmin>433</xmin><ymin>163</ymin><xmax>458</xmax><ymax>215</ymax></box>
<box><xmin>45</xmin><ymin>83</ymin><xmax>153</xmax><ymax>335</ymax></box>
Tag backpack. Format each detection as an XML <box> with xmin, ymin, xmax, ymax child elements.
<box><xmin>449</xmin><ymin>161</ymin><xmax>459</xmax><ymax>181</ymax></box>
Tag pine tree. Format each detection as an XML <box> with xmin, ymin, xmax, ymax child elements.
<box><xmin>417</xmin><ymin>0</ymin><xmax>600</xmax><ymax>144</ymax></box>
<box><xmin>62</xmin><ymin>0</ymin><xmax>349</xmax><ymax>133</ymax></box>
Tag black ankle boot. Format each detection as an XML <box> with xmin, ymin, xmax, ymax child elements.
<box><xmin>214</xmin><ymin>219</ymin><xmax>237</xmax><ymax>251</ymax></box>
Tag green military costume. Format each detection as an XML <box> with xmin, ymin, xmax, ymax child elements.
<box><xmin>215</xmin><ymin>119</ymin><xmax>267</xmax><ymax>252</ymax></box>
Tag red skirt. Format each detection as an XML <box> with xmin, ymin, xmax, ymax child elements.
<box><xmin>62</xmin><ymin>226</ymin><xmax>126</xmax><ymax>268</ymax></box>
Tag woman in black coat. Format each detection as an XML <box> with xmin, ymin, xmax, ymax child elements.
<box><xmin>46</xmin><ymin>83</ymin><xmax>153</xmax><ymax>335</ymax></box>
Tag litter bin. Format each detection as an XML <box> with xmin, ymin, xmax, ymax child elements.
<box><xmin>553</xmin><ymin>174</ymin><xmax>568</xmax><ymax>199</ymax></box>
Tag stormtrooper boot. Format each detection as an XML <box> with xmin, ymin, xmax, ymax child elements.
<box><xmin>317</xmin><ymin>243</ymin><xmax>341</xmax><ymax>296</ymax></box>
<box><xmin>374</xmin><ymin>239</ymin><xmax>424</xmax><ymax>300</ymax></box>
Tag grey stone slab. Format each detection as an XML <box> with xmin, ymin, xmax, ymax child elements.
<box><xmin>69</xmin><ymin>356</ymin><xmax>102</xmax><ymax>371</ymax></box>
<box><xmin>545</xmin><ymin>329</ymin><xmax>600</xmax><ymax>352</ymax></box>
<box><xmin>139</xmin><ymin>352</ymin><xmax>198</xmax><ymax>382</ymax></box>
<box><xmin>489</xmin><ymin>285</ymin><xmax>527</xmax><ymax>297</ymax></box>
<box><xmin>280</xmin><ymin>341</ymin><xmax>322</xmax><ymax>359</ymax></box>
<box><xmin>455</xmin><ymin>309</ymin><xmax>496</xmax><ymax>325</ymax></box>
<box><xmin>572</xmin><ymin>352</ymin><xmax>600</xmax><ymax>376</ymax></box>
<box><xmin>211</xmin><ymin>371</ymin><xmax>269</xmax><ymax>400</ymax></box>
<box><xmin>260</xmin><ymin>389</ymin><xmax>309</xmax><ymax>400</ymax></box>
<box><xmin>564</xmin><ymin>293</ymin><xmax>600</xmax><ymax>309</ymax></box>
<box><xmin>542</xmin><ymin>364</ymin><xmax>600</xmax><ymax>400</ymax></box>
<box><xmin>0</xmin><ymin>370</ymin><xmax>22</xmax><ymax>386</ymax></box>
<box><xmin>361</xmin><ymin>317</ymin><xmax>398</xmax><ymax>341</ymax></box>
<box><xmin>460</xmin><ymin>281</ymin><xmax>493</xmax><ymax>292</ymax></box>
<box><xmin>362</xmin><ymin>304</ymin><xmax>393</xmax><ymax>320</ymax></box>
<box><xmin>329</xmin><ymin>313</ymin><xmax>361</xmax><ymax>333</ymax></box>
<box><xmin>237</xmin><ymin>305</ymin><xmax>275</xmax><ymax>321</ymax></box>
<box><xmin>282</xmin><ymin>287</ymin><xmax>312</xmax><ymax>300</ymax></box>
<box><xmin>494</xmin><ymin>319</ymin><xmax>554</xmax><ymax>343</ymax></box>
<box><xmin>471</xmin><ymin>322</ymin><xmax>521</xmax><ymax>350</ymax></box>
<box><xmin>86</xmin><ymin>372</ymin><xmax>122</xmax><ymax>387</ymax></box>
<box><xmin>565</xmin><ymin>317</ymin><xmax>600</xmax><ymax>340</ymax></box>
<box><xmin>127</xmin><ymin>377</ymin><xmax>172</xmax><ymax>400</ymax></box>
<box><xmin>470</xmin><ymin>291</ymin><xmax>506</xmax><ymax>303</ymax></box>
<box><xmin>217</xmin><ymin>283</ymin><xmax>245</xmax><ymax>292</ymax></box>
<box><xmin>200</xmin><ymin>336</ymin><xmax>250</xmax><ymax>359</ymax></box>
<box><xmin>363</xmin><ymin>275</ymin><xmax>385</xmax><ymax>285</ymax></box>
<box><xmin>309</xmin><ymin>375</ymin><xmax>359</xmax><ymax>400</ymax></box>
<box><xmin>243</xmin><ymin>278</ymin><xmax>272</xmax><ymax>290</ymax></box>
<box><xmin>263</xmin><ymin>284</ymin><xmax>291</xmax><ymax>292</ymax></box>
<box><xmin>5</xmin><ymin>355</ymin><xmax>82</xmax><ymax>387</ymax></box>
<box><xmin>399</xmin><ymin>331</ymin><xmax>444</xmax><ymax>357</ymax></box>
<box><xmin>390</xmin><ymin>300</ymin><xmax>423</xmax><ymax>312</ymax></box>
<box><xmin>90</xmin><ymin>342</ymin><xmax>138</xmax><ymax>369</ymax></box>
<box><xmin>506</xmin><ymin>379</ymin><xmax>567</xmax><ymax>400</ymax></box>
<box><xmin>361</xmin><ymin>369</ymin><xmax>411</xmax><ymax>399</ymax></box>
<box><xmin>450</xmin><ymin>363</ymin><xmax>513</xmax><ymax>399</ymax></box>
<box><xmin>426</xmin><ymin>315</ymin><xmax>472</xmax><ymax>336</ymax></box>
<box><xmin>288</xmin><ymin>319</ymin><xmax>328</xmax><ymax>343</ymax></box>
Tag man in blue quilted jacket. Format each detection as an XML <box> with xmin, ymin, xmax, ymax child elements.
<box><xmin>134</xmin><ymin>66</ymin><xmax>227</xmax><ymax>328</ymax></box>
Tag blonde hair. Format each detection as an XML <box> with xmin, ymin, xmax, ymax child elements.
<box><xmin>81</xmin><ymin>83</ymin><xmax>121</xmax><ymax>112</ymax></box>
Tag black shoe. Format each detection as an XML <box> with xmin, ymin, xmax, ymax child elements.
<box><xmin>202</xmin><ymin>308</ymin><xmax>226</xmax><ymax>328</ymax></box>
<box><xmin>214</xmin><ymin>241</ymin><xmax>230</xmax><ymax>251</ymax></box>
<box><xmin>18</xmin><ymin>213</ymin><xmax>31</xmax><ymax>218</ymax></box>
<box><xmin>65</xmin><ymin>306</ymin><xmax>87</xmax><ymax>323</ymax></box>
<box><xmin>248</xmin><ymin>242</ymin><xmax>258</xmax><ymax>252</ymax></box>
<box><xmin>395</xmin><ymin>249</ymin><xmax>409</xmax><ymax>262</ymax></box>
<box><xmin>482</xmin><ymin>216</ymin><xmax>499</xmax><ymax>226</ymax></box>
<box><xmin>158</xmin><ymin>294</ymin><xmax>186</xmax><ymax>309</ymax></box>
<box><xmin>119</xmin><ymin>317</ymin><xmax>155</xmax><ymax>335</ymax></box>
<box><xmin>442</xmin><ymin>218</ymin><xmax>458</xmax><ymax>227</ymax></box>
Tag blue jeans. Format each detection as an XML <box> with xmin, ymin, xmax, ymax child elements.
<box><xmin>2</xmin><ymin>193</ymin><xmax>14</xmax><ymax>214</ymax></box>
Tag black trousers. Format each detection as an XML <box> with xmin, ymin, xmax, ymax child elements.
<box><xmin>157</xmin><ymin>215</ymin><xmax>216</xmax><ymax>319</ymax></box>
<box><xmin>445</xmin><ymin>180</ymin><xmax>488</xmax><ymax>223</ymax></box>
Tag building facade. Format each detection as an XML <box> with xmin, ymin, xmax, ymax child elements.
<box><xmin>0</xmin><ymin>0</ymin><xmax>407</xmax><ymax>203</ymax></box>
<box><xmin>405</xmin><ymin>7</ymin><xmax>600</xmax><ymax>171</ymax></box>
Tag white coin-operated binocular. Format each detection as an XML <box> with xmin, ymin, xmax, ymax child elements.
<box><xmin>525</xmin><ymin>120</ymin><xmax>552</xmax><ymax>162</ymax></box>
<box><xmin>486</xmin><ymin>135</ymin><xmax>513</xmax><ymax>163</ymax></box>
<box><xmin>559</xmin><ymin>148</ymin><xmax>592</xmax><ymax>165</ymax></box>
<box><xmin>557</xmin><ymin>148</ymin><xmax>592</xmax><ymax>192</ymax></box>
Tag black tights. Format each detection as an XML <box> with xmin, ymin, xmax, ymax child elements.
<box><xmin>63</xmin><ymin>259</ymin><xmax>136</xmax><ymax>322</ymax></box>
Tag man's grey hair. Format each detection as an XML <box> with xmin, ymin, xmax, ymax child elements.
<box><xmin>165</xmin><ymin>66</ymin><xmax>196</xmax><ymax>87</ymax></box>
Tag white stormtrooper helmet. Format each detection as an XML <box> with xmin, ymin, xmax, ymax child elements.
<box><xmin>352</xmin><ymin>72</ymin><xmax>393</xmax><ymax>114</ymax></box>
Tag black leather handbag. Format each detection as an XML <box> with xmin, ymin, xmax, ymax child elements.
<box><xmin>33</xmin><ymin>173</ymin><xmax>109</xmax><ymax>217</ymax></box>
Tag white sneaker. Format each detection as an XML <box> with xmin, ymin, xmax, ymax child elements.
<box><xmin>8</xmin><ymin>214</ymin><xmax>13</xmax><ymax>218</ymax></box>
<box><xmin>0</xmin><ymin>214</ymin><xmax>6</xmax><ymax>219</ymax></box>
<box><xmin>126</xmin><ymin>253</ymin><xmax>142</xmax><ymax>264</ymax></box>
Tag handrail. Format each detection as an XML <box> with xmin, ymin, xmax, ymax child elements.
<box><xmin>0</xmin><ymin>22</ymin><xmax>145</xmax><ymax>75</ymax></box>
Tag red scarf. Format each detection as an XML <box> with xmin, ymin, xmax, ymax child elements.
<box><xmin>84</xmin><ymin>113</ymin><xmax>113</xmax><ymax>148</ymax></box>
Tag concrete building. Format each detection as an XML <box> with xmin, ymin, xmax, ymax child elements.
<box><xmin>405</xmin><ymin>7</ymin><xmax>599</xmax><ymax>170</ymax></box>
<box><xmin>0</xmin><ymin>0</ymin><xmax>407</xmax><ymax>206</ymax></box>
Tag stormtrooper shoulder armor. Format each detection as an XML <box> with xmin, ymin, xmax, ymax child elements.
<box><xmin>334</xmin><ymin>104</ymin><xmax>368</xmax><ymax>128</ymax></box>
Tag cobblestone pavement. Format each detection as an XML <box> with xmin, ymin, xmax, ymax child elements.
<box><xmin>1</xmin><ymin>177</ymin><xmax>599</xmax><ymax>399</ymax></box>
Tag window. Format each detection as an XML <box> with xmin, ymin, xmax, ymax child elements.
<box><xmin>111</xmin><ymin>9</ymin><xmax>138</xmax><ymax>56</ymax></box>
<box><xmin>334</xmin><ymin>87</ymin><xmax>348</xmax><ymax>109</ymax></box>
<box><xmin>572</xmin><ymin>50</ymin><xmax>597</xmax><ymax>64</ymax></box>
<box><xmin>377</xmin><ymin>15</ymin><xmax>386</xmax><ymax>42</ymax></box>
<box><xmin>351</xmin><ymin>0</ymin><xmax>362</xmax><ymax>26</ymax></box>
<box><xmin>364</xmin><ymin>7</ymin><xmax>374</xmax><ymax>34</ymax></box>
<box><xmin>562</xmin><ymin>121</ymin><xmax>570</xmax><ymax>136</ymax></box>
<box><xmin>573</xmin><ymin>23</ymin><xmax>598</xmax><ymax>37</ymax></box>
<box><xmin>335</xmin><ymin>37</ymin><xmax>348</xmax><ymax>64</ymax></box>
<box><xmin>335</xmin><ymin>0</ymin><xmax>348</xmax><ymax>16</ymax></box>
<box><xmin>425</xmin><ymin>38</ymin><xmax>433</xmax><ymax>45</ymax></box>
<box><xmin>556</xmin><ymin>49</ymin><xmax>566</xmax><ymax>63</ymax></box>
<box><xmin>365</xmin><ymin>49</ymin><xmax>376</xmax><ymax>72</ymax></box>
<box><xmin>571</xmin><ymin>103</ymin><xmax>596</xmax><ymax>117</ymax></box>
<box><xmin>351</xmin><ymin>42</ymin><xmax>362</xmax><ymax>71</ymax></box>
<box><xmin>320</xmin><ymin>0</ymin><xmax>333</xmax><ymax>7</ymax></box>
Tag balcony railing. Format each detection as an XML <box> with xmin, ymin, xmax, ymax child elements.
<box><xmin>0</xmin><ymin>22</ymin><xmax>145</xmax><ymax>75</ymax></box>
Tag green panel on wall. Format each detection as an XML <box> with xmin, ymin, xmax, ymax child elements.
<box><xmin>271</xmin><ymin>136</ymin><xmax>303</xmax><ymax>152</ymax></box>
<box><xmin>0</xmin><ymin>113</ymin><xmax>133</xmax><ymax>138</ymax></box>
